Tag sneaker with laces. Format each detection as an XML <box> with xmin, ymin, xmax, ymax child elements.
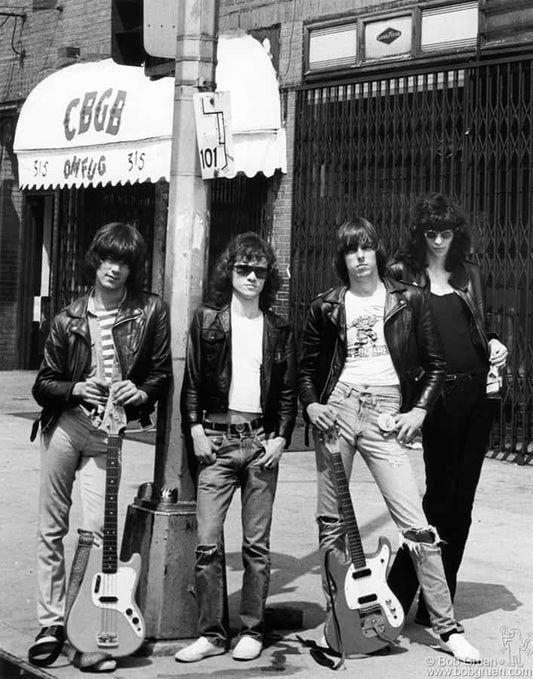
<box><xmin>28</xmin><ymin>625</ymin><xmax>66</xmax><ymax>667</ymax></box>
<box><xmin>175</xmin><ymin>636</ymin><xmax>226</xmax><ymax>663</ymax></box>
<box><xmin>439</xmin><ymin>633</ymin><xmax>481</xmax><ymax>663</ymax></box>
<box><xmin>232</xmin><ymin>635</ymin><xmax>263</xmax><ymax>661</ymax></box>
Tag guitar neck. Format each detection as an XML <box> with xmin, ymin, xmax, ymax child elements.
<box><xmin>102</xmin><ymin>435</ymin><xmax>122</xmax><ymax>574</ymax></box>
<box><xmin>329</xmin><ymin>450</ymin><xmax>367</xmax><ymax>570</ymax></box>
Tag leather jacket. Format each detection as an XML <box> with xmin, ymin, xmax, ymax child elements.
<box><xmin>298</xmin><ymin>277</ymin><xmax>446</xmax><ymax>414</ymax></box>
<box><xmin>387</xmin><ymin>260</ymin><xmax>492</xmax><ymax>361</ymax></box>
<box><xmin>32</xmin><ymin>291</ymin><xmax>172</xmax><ymax>438</ymax></box>
<box><xmin>181</xmin><ymin>304</ymin><xmax>297</xmax><ymax>444</ymax></box>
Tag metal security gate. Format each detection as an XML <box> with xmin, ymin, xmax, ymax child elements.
<box><xmin>291</xmin><ymin>56</ymin><xmax>533</xmax><ymax>461</ymax></box>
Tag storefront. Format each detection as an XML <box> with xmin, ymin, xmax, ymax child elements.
<box><xmin>290</xmin><ymin>2</ymin><xmax>533</xmax><ymax>460</ymax></box>
<box><xmin>12</xmin><ymin>33</ymin><xmax>287</xmax><ymax>368</ymax></box>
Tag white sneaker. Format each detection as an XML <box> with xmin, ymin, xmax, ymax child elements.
<box><xmin>232</xmin><ymin>635</ymin><xmax>263</xmax><ymax>661</ymax></box>
<box><xmin>175</xmin><ymin>636</ymin><xmax>225</xmax><ymax>663</ymax></box>
<box><xmin>439</xmin><ymin>633</ymin><xmax>481</xmax><ymax>663</ymax></box>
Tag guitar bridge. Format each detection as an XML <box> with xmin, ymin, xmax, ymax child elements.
<box><xmin>96</xmin><ymin>632</ymin><xmax>119</xmax><ymax>648</ymax></box>
<box><xmin>359</xmin><ymin>605</ymin><xmax>386</xmax><ymax>638</ymax></box>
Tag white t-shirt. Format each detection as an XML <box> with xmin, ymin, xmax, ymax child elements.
<box><xmin>338</xmin><ymin>285</ymin><xmax>400</xmax><ymax>387</ymax></box>
<box><xmin>228</xmin><ymin>310</ymin><xmax>264</xmax><ymax>413</ymax></box>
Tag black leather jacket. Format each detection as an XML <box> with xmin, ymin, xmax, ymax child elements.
<box><xmin>387</xmin><ymin>260</ymin><xmax>492</xmax><ymax>361</ymax></box>
<box><xmin>181</xmin><ymin>304</ymin><xmax>297</xmax><ymax>444</ymax></box>
<box><xmin>32</xmin><ymin>291</ymin><xmax>172</xmax><ymax>438</ymax></box>
<box><xmin>298</xmin><ymin>277</ymin><xmax>445</xmax><ymax>414</ymax></box>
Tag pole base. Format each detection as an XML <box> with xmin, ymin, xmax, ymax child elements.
<box><xmin>120</xmin><ymin>495</ymin><xmax>198</xmax><ymax>640</ymax></box>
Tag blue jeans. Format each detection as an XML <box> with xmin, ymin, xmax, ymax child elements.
<box><xmin>315</xmin><ymin>382</ymin><xmax>461</xmax><ymax>636</ymax></box>
<box><xmin>37</xmin><ymin>408</ymin><xmax>120</xmax><ymax>626</ymax></box>
<box><xmin>195</xmin><ymin>428</ymin><xmax>278</xmax><ymax>643</ymax></box>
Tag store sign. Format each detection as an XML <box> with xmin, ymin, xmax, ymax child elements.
<box><xmin>377</xmin><ymin>28</ymin><xmax>402</xmax><ymax>45</ymax></box>
<box><xmin>365</xmin><ymin>15</ymin><xmax>412</xmax><ymax>60</ymax></box>
<box><xmin>13</xmin><ymin>59</ymin><xmax>174</xmax><ymax>189</ymax></box>
<box><xmin>193</xmin><ymin>91</ymin><xmax>234</xmax><ymax>179</ymax></box>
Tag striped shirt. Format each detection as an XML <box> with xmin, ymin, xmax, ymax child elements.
<box><xmin>94</xmin><ymin>306</ymin><xmax>119</xmax><ymax>384</ymax></box>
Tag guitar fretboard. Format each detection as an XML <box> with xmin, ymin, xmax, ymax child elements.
<box><xmin>326</xmin><ymin>434</ymin><xmax>367</xmax><ymax>570</ymax></box>
<box><xmin>102</xmin><ymin>435</ymin><xmax>121</xmax><ymax>574</ymax></box>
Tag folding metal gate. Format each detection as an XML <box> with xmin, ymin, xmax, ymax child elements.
<box><xmin>291</xmin><ymin>55</ymin><xmax>533</xmax><ymax>461</ymax></box>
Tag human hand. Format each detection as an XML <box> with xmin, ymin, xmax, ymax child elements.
<box><xmin>111</xmin><ymin>380</ymin><xmax>148</xmax><ymax>406</ymax></box>
<box><xmin>259</xmin><ymin>436</ymin><xmax>286</xmax><ymax>469</ymax></box>
<box><xmin>489</xmin><ymin>339</ymin><xmax>508</xmax><ymax>369</ymax></box>
<box><xmin>394</xmin><ymin>407</ymin><xmax>426</xmax><ymax>445</ymax></box>
<box><xmin>307</xmin><ymin>403</ymin><xmax>338</xmax><ymax>432</ymax></box>
<box><xmin>191</xmin><ymin>425</ymin><xmax>218</xmax><ymax>465</ymax></box>
<box><xmin>72</xmin><ymin>377</ymin><xmax>109</xmax><ymax>407</ymax></box>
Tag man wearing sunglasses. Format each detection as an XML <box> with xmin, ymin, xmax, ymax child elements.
<box><xmin>299</xmin><ymin>217</ymin><xmax>481</xmax><ymax>663</ymax></box>
<box><xmin>387</xmin><ymin>193</ymin><xmax>508</xmax><ymax>630</ymax></box>
<box><xmin>177</xmin><ymin>232</ymin><xmax>297</xmax><ymax>663</ymax></box>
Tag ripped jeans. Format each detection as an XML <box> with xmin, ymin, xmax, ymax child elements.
<box><xmin>195</xmin><ymin>428</ymin><xmax>278</xmax><ymax>643</ymax></box>
<box><xmin>315</xmin><ymin>382</ymin><xmax>461</xmax><ymax>636</ymax></box>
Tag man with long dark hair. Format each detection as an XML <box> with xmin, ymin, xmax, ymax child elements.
<box><xmin>28</xmin><ymin>222</ymin><xmax>171</xmax><ymax>670</ymax></box>
<box><xmin>299</xmin><ymin>217</ymin><xmax>481</xmax><ymax>663</ymax></box>
<box><xmin>177</xmin><ymin>232</ymin><xmax>296</xmax><ymax>663</ymax></box>
<box><xmin>387</xmin><ymin>194</ymin><xmax>508</xmax><ymax>626</ymax></box>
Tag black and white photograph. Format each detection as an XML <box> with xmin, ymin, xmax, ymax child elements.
<box><xmin>0</xmin><ymin>1</ymin><xmax>531</xmax><ymax>677</ymax></box>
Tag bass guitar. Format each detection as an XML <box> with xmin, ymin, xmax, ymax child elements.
<box><xmin>66</xmin><ymin>404</ymin><xmax>145</xmax><ymax>657</ymax></box>
<box><xmin>322</xmin><ymin>428</ymin><xmax>404</xmax><ymax>656</ymax></box>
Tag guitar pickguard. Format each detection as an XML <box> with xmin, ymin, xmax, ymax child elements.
<box><xmin>91</xmin><ymin>565</ymin><xmax>144</xmax><ymax>638</ymax></box>
<box><xmin>343</xmin><ymin>541</ymin><xmax>403</xmax><ymax>629</ymax></box>
<box><xmin>66</xmin><ymin>548</ymin><xmax>145</xmax><ymax>657</ymax></box>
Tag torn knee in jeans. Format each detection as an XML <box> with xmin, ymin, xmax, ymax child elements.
<box><xmin>196</xmin><ymin>544</ymin><xmax>219</xmax><ymax>561</ymax></box>
<box><xmin>317</xmin><ymin>515</ymin><xmax>344</xmax><ymax>533</ymax></box>
<box><xmin>400</xmin><ymin>525</ymin><xmax>443</xmax><ymax>554</ymax></box>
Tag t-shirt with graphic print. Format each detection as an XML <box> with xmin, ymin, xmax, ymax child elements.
<box><xmin>338</xmin><ymin>284</ymin><xmax>400</xmax><ymax>387</ymax></box>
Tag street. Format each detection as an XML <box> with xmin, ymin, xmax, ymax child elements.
<box><xmin>0</xmin><ymin>370</ymin><xmax>532</xmax><ymax>678</ymax></box>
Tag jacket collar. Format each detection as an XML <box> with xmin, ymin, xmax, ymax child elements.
<box><xmin>448</xmin><ymin>263</ymin><xmax>470</xmax><ymax>292</ymax></box>
<box><xmin>66</xmin><ymin>290</ymin><xmax>144</xmax><ymax>322</ymax></box>
<box><xmin>205</xmin><ymin>303</ymin><xmax>289</xmax><ymax>331</ymax></box>
<box><xmin>321</xmin><ymin>278</ymin><xmax>407</xmax><ymax>326</ymax></box>
<box><xmin>414</xmin><ymin>263</ymin><xmax>469</xmax><ymax>293</ymax></box>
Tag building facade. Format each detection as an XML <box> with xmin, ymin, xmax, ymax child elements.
<box><xmin>1</xmin><ymin>0</ymin><xmax>532</xmax><ymax>460</ymax></box>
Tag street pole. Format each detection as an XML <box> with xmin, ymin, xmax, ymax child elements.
<box><xmin>121</xmin><ymin>0</ymin><xmax>219</xmax><ymax>641</ymax></box>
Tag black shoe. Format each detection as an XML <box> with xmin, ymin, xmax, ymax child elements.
<box><xmin>28</xmin><ymin>625</ymin><xmax>65</xmax><ymax>667</ymax></box>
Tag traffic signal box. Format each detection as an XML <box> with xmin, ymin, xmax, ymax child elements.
<box><xmin>111</xmin><ymin>0</ymin><xmax>173</xmax><ymax>77</ymax></box>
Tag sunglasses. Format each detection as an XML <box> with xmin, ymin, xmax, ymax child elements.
<box><xmin>233</xmin><ymin>263</ymin><xmax>269</xmax><ymax>280</ymax></box>
<box><xmin>424</xmin><ymin>229</ymin><xmax>454</xmax><ymax>241</ymax></box>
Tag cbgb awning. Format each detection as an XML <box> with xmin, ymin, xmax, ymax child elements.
<box><xmin>13</xmin><ymin>33</ymin><xmax>286</xmax><ymax>189</ymax></box>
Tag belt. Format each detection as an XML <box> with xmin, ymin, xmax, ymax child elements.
<box><xmin>445</xmin><ymin>372</ymin><xmax>485</xmax><ymax>382</ymax></box>
<box><xmin>203</xmin><ymin>417</ymin><xmax>263</xmax><ymax>435</ymax></box>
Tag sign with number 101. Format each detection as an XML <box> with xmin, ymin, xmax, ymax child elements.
<box><xmin>193</xmin><ymin>91</ymin><xmax>234</xmax><ymax>179</ymax></box>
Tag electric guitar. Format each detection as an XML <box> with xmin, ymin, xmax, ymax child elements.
<box><xmin>66</xmin><ymin>403</ymin><xmax>145</xmax><ymax>657</ymax></box>
<box><xmin>322</xmin><ymin>428</ymin><xmax>404</xmax><ymax>656</ymax></box>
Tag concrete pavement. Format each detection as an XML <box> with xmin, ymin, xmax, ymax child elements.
<box><xmin>0</xmin><ymin>370</ymin><xmax>532</xmax><ymax>678</ymax></box>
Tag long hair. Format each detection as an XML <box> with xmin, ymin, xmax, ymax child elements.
<box><xmin>85</xmin><ymin>222</ymin><xmax>146</xmax><ymax>294</ymax></box>
<box><xmin>208</xmin><ymin>231</ymin><xmax>282</xmax><ymax>311</ymax></box>
<box><xmin>396</xmin><ymin>194</ymin><xmax>471</xmax><ymax>272</ymax></box>
<box><xmin>334</xmin><ymin>218</ymin><xmax>388</xmax><ymax>285</ymax></box>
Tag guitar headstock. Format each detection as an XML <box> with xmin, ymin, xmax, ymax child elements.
<box><xmin>323</xmin><ymin>426</ymin><xmax>341</xmax><ymax>454</ymax></box>
<box><xmin>100</xmin><ymin>393</ymin><xmax>127</xmax><ymax>436</ymax></box>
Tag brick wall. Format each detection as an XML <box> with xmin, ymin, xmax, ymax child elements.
<box><xmin>219</xmin><ymin>0</ymin><xmax>411</xmax><ymax>317</ymax></box>
<box><xmin>0</xmin><ymin>0</ymin><xmax>112</xmax><ymax>368</ymax></box>
<box><xmin>0</xmin><ymin>114</ymin><xmax>22</xmax><ymax>369</ymax></box>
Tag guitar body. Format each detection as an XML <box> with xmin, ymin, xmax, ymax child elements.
<box><xmin>323</xmin><ymin>537</ymin><xmax>405</xmax><ymax>656</ymax></box>
<box><xmin>66</xmin><ymin>544</ymin><xmax>145</xmax><ymax>657</ymax></box>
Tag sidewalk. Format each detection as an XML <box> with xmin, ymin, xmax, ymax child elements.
<box><xmin>0</xmin><ymin>370</ymin><xmax>531</xmax><ymax>679</ymax></box>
